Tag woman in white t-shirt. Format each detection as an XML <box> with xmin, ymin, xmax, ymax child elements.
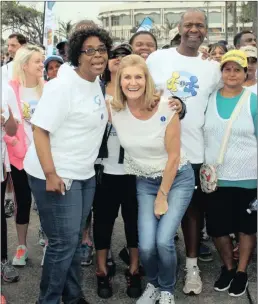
<box><xmin>4</xmin><ymin>44</ymin><xmax>44</xmax><ymax>267</ymax></box>
<box><xmin>93</xmin><ymin>44</ymin><xmax>186</xmax><ymax>300</ymax></box>
<box><xmin>24</xmin><ymin>28</ymin><xmax>112</xmax><ymax>304</ymax></box>
<box><xmin>108</xmin><ymin>55</ymin><xmax>195</xmax><ymax>304</ymax></box>
<box><xmin>93</xmin><ymin>43</ymin><xmax>142</xmax><ymax>299</ymax></box>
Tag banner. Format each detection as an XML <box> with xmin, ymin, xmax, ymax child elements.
<box><xmin>43</xmin><ymin>1</ymin><xmax>56</xmax><ymax>56</ymax></box>
<box><xmin>137</xmin><ymin>17</ymin><xmax>153</xmax><ymax>32</ymax></box>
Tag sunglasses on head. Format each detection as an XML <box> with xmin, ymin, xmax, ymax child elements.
<box><xmin>110</xmin><ymin>51</ymin><xmax>128</xmax><ymax>60</ymax></box>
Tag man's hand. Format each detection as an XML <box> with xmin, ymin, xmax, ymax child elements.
<box><xmin>168</xmin><ymin>97</ymin><xmax>182</xmax><ymax>113</ymax></box>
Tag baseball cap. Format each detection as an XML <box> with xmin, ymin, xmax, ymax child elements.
<box><xmin>56</xmin><ymin>39</ymin><xmax>68</xmax><ymax>50</ymax></box>
<box><xmin>240</xmin><ymin>45</ymin><xmax>257</xmax><ymax>59</ymax></box>
<box><xmin>44</xmin><ymin>55</ymin><xmax>64</xmax><ymax>69</ymax></box>
<box><xmin>110</xmin><ymin>43</ymin><xmax>132</xmax><ymax>59</ymax></box>
<box><xmin>220</xmin><ymin>50</ymin><xmax>248</xmax><ymax>68</ymax></box>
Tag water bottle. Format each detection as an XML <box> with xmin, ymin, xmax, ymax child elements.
<box><xmin>246</xmin><ymin>198</ymin><xmax>257</xmax><ymax>214</ymax></box>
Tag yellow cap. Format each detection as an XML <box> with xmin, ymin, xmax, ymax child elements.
<box><xmin>220</xmin><ymin>50</ymin><xmax>248</xmax><ymax>68</ymax></box>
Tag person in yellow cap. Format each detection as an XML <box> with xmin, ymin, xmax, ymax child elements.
<box><xmin>203</xmin><ymin>49</ymin><xmax>257</xmax><ymax>298</ymax></box>
<box><xmin>240</xmin><ymin>46</ymin><xmax>257</xmax><ymax>94</ymax></box>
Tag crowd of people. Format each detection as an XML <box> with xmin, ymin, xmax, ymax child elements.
<box><xmin>1</xmin><ymin>8</ymin><xmax>257</xmax><ymax>304</ymax></box>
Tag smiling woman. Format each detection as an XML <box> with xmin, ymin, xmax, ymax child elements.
<box><xmin>204</xmin><ymin>50</ymin><xmax>257</xmax><ymax>297</ymax></box>
<box><xmin>109</xmin><ymin>54</ymin><xmax>194</xmax><ymax>304</ymax></box>
<box><xmin>129</xmin><ymin>31</ymin><xmax>158</xmax><ymax>61</ymax></box>
<box><xmin>23</xmin><ymin>27</ymin><xmax>113</xmax><ymax>304</ymax></box>
<box><xmin>2</xmin><ymin>45</ymin><xmax>44</xmax><ymax>274</ymax></box>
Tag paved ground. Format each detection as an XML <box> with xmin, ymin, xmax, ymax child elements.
<box><xmin>2</xmin><ymin>209</ymin><xmax>257</xmax><ymax>304</ymax></box>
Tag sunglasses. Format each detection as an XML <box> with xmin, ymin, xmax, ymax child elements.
<box><xmin>248</xmin><ymin>57</ymin><xmax>257</xmax><ymax>64</ymax></box>
<box><xmin>109</xmin><ymin>52</ymin><xmax>128</xmax><ymax>60</ymax></box>
<box><xmin>80</xmin><ymin>46</ymin><xmax>107</xmax><ymax>56</ymax></box>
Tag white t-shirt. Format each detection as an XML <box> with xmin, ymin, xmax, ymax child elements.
<box><xmin>20</xmin><ymin>86</ymin><xmax>39</xmax><ymax>147</ymax></box>
<box><xmin>95</xmin><ymin>94</ymin><xmax>125</xmax><ymax>175</ymax></box>
<box><xmin>2</xmin><ymin>62</ymin><xmax>13</xmax><ymax>88</ymax></box>
<box><xmin>244</xmin><ymin>83</ymin><xmax>257</xmax><ymax>94</ymax></box>
<box><xmin>24</xmin><ymin>64</ymin><xmax>108</xmax><ymax>180</ymax></box>
<box><xmin>1</xmin><ymin>99</ymin><xmax>10</xmax><ymax>181</ymax></box>
<box><xmin>147</xmin><ymin>48</ymin><xmax>221</xmax><ymax>164</ymax></box>
<box><xmin>111</xmin><ymin>97</ymin><xmax>188</xmax><ymax>178</ymax></box>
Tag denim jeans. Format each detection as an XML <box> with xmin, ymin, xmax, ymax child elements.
<box><xmin>28</xmin><ymin>175</ymin><xmax>95</xmax><ymax>304</ymax></box>
<box><xmin>137</xmin><ymin>163</ymin><xmax>195</xmax><ymax>293</ymax></box>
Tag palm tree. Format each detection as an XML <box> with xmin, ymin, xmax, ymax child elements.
<box><xmin>251</xmin><ymin>1</ymin><xmax>257</xmax><ymax>36</ymax></box>
<box><xmin>57</xmin><ymin>20</ymin><xmax>74</xmax><ymax>39</ymax></box>
<box><xmin>227</xmin><ymin>1</ymin><xmax>238</xmax><ymax>37</ymax></box>
<box><xmin>164</xmin><ymin>18</ymin><xmax>178</xmax><ymax>38</ymax></box>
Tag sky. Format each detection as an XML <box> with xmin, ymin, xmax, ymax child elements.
<box><xmin>20</xmin><ymin>1</ymin><xmax>123</xmax><ymax>23</ymax></box>
<box><xmin>2</xmin><ymin>1</ymin><xmax>120</xmax><ymax>39</ymax></box>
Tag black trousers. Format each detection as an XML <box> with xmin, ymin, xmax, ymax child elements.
<box><xmin>93</xmin><ymin>173</ymin><xmax>138</xmax><ymax>250</ymax></box>
<box><xmin>10</xmin><ymin>165</ymin><xmax>32</xmax><ymax>224</ymax></box>
<box><xmin>1</xmin><ymin>177</ymin><xmax>8</xmax><ymax>260</ymax></box>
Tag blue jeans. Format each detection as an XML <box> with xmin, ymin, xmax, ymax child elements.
<box><xmin>137</xmin><ymin>163</ymin><xmax>195</xmax><ymax>293</ymax></box>
<box><xmin>28</xmin><ymin>175</ymin><xmax>95</xmax><ymax>304</ymax></box>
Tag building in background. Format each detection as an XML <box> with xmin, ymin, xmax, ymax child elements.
<box><xmin>98</xmin><ymin>1</ymin><xmax>253</xmax><ymax>47</ymax></box>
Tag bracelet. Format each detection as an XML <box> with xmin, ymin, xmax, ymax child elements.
<box><xmin>159</xmin><ymin>187</ymin><xmax>168</xmax><ymax>197</ymax></box>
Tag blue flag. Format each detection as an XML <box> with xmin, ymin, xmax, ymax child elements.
<box><xmin>137</xmin><ymin>17</ymin><xmax>153</xmax><ymax>32</ymax></box>
<box><xmin>47</xmin><ymin>1</ymin><xmax>55</xmax><ymax>10</ymax></box>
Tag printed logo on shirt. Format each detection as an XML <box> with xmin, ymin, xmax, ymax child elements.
<box><xmin>22</xmin><ymin>100</ymin><xmax>38</xmax><ymax>123</ymax></box>
<box><xmin>166</xmin><ymin>71</ymin><xmax>199</xmax><ymax>101</ymax></box>
<box><xmin>160</xmin><ymin>116</ymin><xmax>166</xmax><ymax>122</ymax></box>
<box><xmin>94</xmin><ymin>95</ymin><xmax>102</xmax><ymax>106</ymax></box>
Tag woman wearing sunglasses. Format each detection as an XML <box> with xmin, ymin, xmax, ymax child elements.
<box><xmin>241</xmin><ymin>46</ymin><xmax>257</xmax><ymax>94</ymax></box>
<box><xmin>24</xmin><ymin>28</ymin><xmax>112</xmax><ymax>304</ymax></box>
<box><xmin>92</xmin><ymin>43</ymin><xmax>143</xmax><ymax>300</ymax></box>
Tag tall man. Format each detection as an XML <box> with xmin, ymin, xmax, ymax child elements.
<box><xmin>2</xmin><ymin>33</ymin><xmax>27</xmax><ymax>85</ymax></box>
<box><xmin>147</xmin><ymin>8</ymin><xmax>221</xmax><ymax>295</ymax></box>
<box><xmin>234</xmin><ymin>30</ymin><xmax>257</xmax><ymax>49</ymax></box>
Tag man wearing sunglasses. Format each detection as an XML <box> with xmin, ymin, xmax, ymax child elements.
<box><xmin>56</xmin><ymin>39</ymin><xmax>68</xmax><ymax>62</ymax></box>
<box><xmin>241</xmin><ymin>46</ymin><xmax>257</xmax><ymax>94</ymax></box>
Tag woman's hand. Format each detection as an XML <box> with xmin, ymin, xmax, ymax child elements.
<box><xmin>154</xmin><ymin>192</ymin><xmax>169</xmax><ymax>219</ymax></box>
<box><xmin>105</xmin><ymin>97</ymin><xmax>112</xmax><ymax>122</ymax></box>
<box><xmin>46</xmin><ymin>172</ymin><xmax>65</xmax><ymax>195</ymax></box>
<box><xmin>201</xmin><ymin>49</ymin><xmax>212</xmax><ymax>61</ymax></box>
<box><xmin>1</xmin><ymin>115</ymin><xmax>5</xmax><ymax>126</ymax></box>
<box><xmin>168</xmin><ymin>97</ymin><xmax>182</xmax><ymax>113</ymax></box>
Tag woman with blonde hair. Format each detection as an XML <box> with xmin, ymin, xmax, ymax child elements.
<box><xmin>4</xmin><ymin>44</ymin><xmax>44</xmax><ymax>267</ymax></box>
<box><xmin>108</xmin><ymin>54</ymin><xmax>194</xmax><ymax>304</ymax></box>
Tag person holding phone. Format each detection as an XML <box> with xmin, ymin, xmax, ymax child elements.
<box><xmin>24</xmin><ymin>27</ymin><xmax>112</xmax><ymax>304</ymax></box>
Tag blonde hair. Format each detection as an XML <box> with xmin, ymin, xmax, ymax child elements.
<box><xmin>12</xmin><ymin>44</ymin><xmax>44</xmax><ymax>98</ymax></box>
<box><xmin>112</xmin><ymin>54</ymin><xmax>159</xmax><ymax>111</ymax></box>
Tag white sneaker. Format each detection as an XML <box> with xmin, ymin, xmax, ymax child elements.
<box><xmin>183</xmin><ymin>266</ymin><xmax>202</xmax><ymax>295</ymax></box>
<box><xmin>38</xmin><ymin>227</ymin><xmax>46</xmax><ymax>247</ymax></box>
<box><xmin>41</xmin><ymin>245</ymin><xmax>47</xmax><ymax>267</ymax></box>
<box><xmin>159</xmin><ymin>291</ymin><xmax>175</xmax><ymax>304</ymax></box>
<box><xmin>12</xmin><ymin>245</ymin><xmax>28</xmax><ymax>266</ymax></box>
<box><xmin>136</xmin><ymin>283</ymin><xmax>160</xmax><ymax>304</ymax></box>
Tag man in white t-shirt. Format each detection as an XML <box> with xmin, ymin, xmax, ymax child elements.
<box><xmin>147</xmin><ymin>8</ymin><xmax>221</xmax><ymax>296</ymax></box>
<box><xmin>2</xmin><ymin>33</ymin><xmax>27</xmax><ymax>86</ymax></box>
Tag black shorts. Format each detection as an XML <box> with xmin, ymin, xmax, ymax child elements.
<box><xmin>189</xmin><ymin>164</ymin><xmax>207</xmax><ymax>210</ymax></box>
<box><xmin>205</xmin><ymin>187</ymin><xmax>257</xmax><ymax>237</ymax></box>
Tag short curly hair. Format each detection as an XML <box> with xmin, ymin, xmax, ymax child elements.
<box><xmin>68</xmin><ymin>28</ymin><xmax>113</xmax><ymax>67</ymax></box>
